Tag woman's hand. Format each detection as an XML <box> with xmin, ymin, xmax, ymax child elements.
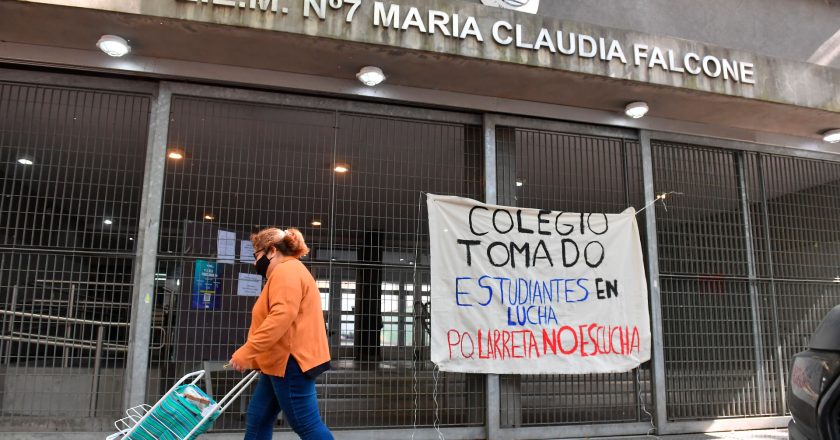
<box><xmin>227</xmin><ymin>357</ymin><xmax>247</xmax><ymax>373</ymax></box>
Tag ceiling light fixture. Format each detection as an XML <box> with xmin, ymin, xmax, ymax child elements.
<box><xmin>17</xmin><ymin>157</ymin><xmax>34</xmax><ymax>165</ymax></box>
<box><xmin>204</xmin><ymin>214</ymin><xmax>215</xmax><ymax>221</ymax></box>
<box><xmin>311</xmin><ymin>220</ymin><xmax>322</xmax><ymax>227</ymax></box>
<box><xmin>96</xmin><ymin>35</ymin><xmax>131</xmax><ymax>57</ymax></box>
<box><xmin>823</xmin><ymin>129</ymin><xmax>840</xmax><ymax>144</ymax></box>
<box><xmin>167</xmin><ymin>149</ymin><xmax>184</xmax><ymax>160</ymax></box>
<box><xmin>103</xmin><ymin>219</ymin><xmax>113</xmax><ymax>225</ymax></box>
<box><xmin>334</xmin><ymin>164</ymin><xmax>349</xmax><ymax>173</ymax></box>
<box><xmin>356</xmin><ymin>66</ymin><xmax>386</xmax><ymax>86</ymax></box>
<box><xmin>625</xmin><ymin>101</ymin><xmax>649</xmax><ymax>119</ymax></box>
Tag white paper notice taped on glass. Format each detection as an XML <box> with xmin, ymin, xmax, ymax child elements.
<box><xmin>218</xmin><ymin>230</ymin><xmax>236</xmax><ymax>264</ymax></box>
<box><xmin>237</xmin><ymin>273</ymin><xmax>263</xmax><ymax>297</ymax></box>
<box><xmin>240</xmin><ymin>240</ymin><xmax>255</xmax><ymax>263</ymax></box>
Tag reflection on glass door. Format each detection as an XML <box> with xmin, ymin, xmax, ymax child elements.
<box><xmin>315</xmin><ymin>270</ymin><xmax>431</xmax><ymax>353</ymax></box>
<box><xmin>340</xmin><ymin>281</ymin><xmax>356</xmax><ymax>347</ymax></box>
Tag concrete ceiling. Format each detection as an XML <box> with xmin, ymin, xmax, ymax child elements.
<box><xmin>0</xmin><ymin>1</ymin><xmax>839</xmax><ymax>144</ymax></box>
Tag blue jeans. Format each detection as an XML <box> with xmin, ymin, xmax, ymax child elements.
<box><xmin>244</xmin><ymin>357</ymin><xmax>333</xmax><ymax>440</ymax></box>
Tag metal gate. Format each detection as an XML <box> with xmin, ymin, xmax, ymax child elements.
<box><xmin>495</xmin><ymin>126</ymin><xmax>653</xmax><ymax>429</ymax></box>
<box><xmin>146</xmin><ymin>94</ymin><xmax>486</xmax><ymax>433</ymax></box>
<box><xmin>651</xmin><ymin>141</ymin><xmax>840</xmax><ymax>423</ymax></box>
<box><xmin>0</xmin><ymin>81</ymin><xmax>150</xmax><ymax>429</ymax></box>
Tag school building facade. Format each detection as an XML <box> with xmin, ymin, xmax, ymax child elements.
<box><xmin>1</xmin><ymin>0</ymin><xmax>839</xmax><ymax>438</ymax></box>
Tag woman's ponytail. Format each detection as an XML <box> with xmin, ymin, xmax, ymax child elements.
<box><xmin>251</xmin><ymin>227</ymin><xmax>310</xmax><ymax>259</ymax></box>
<box><xmin>280</xmin><ymin>228</ymin><xmax>309</xmax><ymax>258</ymax></box>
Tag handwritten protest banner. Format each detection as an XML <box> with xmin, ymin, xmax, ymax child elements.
<box><xmin>427</xmin><ymin>194</ymin><xmax>650</xmax><ymax>375</ymax></box>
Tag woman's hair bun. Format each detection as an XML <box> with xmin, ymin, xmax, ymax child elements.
<box><xmin>280</xmin><ymin>228</ymin><xmax>309</xmax><ymax>258</ymax></box>
<box><xmin>251</xmin><ymin>227</ymin><xmax>309</xmax><ymax>259</ymax></box>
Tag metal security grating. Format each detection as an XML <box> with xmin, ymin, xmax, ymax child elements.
<box><xmin>655</xmin><ymin>147</ymin><xmax>840</xmax><ymax>420</ymax></box>
<box><xmin>747</xmin><ymin>154</ymin><xmax>840</xmax><ymax>414</ymax></box>
<box><xmin>148</xmin><ymin>96</ymin><xmax>485</xmax><ymax>432</ymax></box>
<box><xmin>659</xmin><ymin>276</ymin><xmax>766</xmax><ymax>418</ymax></box>
<box><xmin>755</xmin><ymin>155</ymin><xmax>840</xmax><ymax>281</ymax></box>
<box><xmin>505</xmin><ymin>128</ymin><xmax>643</xmax><ymax>214</ymax></box>
<box><xmin>653</xmin><ymin>144</ymin><xmax>748</xmax><ymax>278</ymax></box>
<box><xmin>497</xmin><ymin>127</ymin><xmax>652</xmax><ymax>427</ymax></box>
<box><xmin>326</xmin><ymin>113</ymin><xmax>484</xmax><ymax>428</ymax></box>
<box><xmin>0</xmin><ymin>82</ymin><xmax>149</xmax><ymax>422</ymax></box>
<box><xmin>652</xmin><ymin>142</ymin><xmax>769</xmax><ymax>419</ymax></box>
<box><xmin>768</xmin><ymin>281</ymin><xmax>840</xmax><ymax>404</ymax></box>
<box><xmin>150</xmin><ymin>97</ymin><xmax>336</xmax><ymax>431</ymax></box>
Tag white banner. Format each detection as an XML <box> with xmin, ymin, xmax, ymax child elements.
<box><xmin>427</xmin><ymin>194</ymin><xmax>651</xmax><ymax>375</ymax></box>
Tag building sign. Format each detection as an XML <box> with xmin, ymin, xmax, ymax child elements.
<box><xmin>481</xmin><ymin>0</ymin><xmax>539</xmax><ymax>15</ymax></box>
<box><xmin>426</xmin><ymin>194</ymin><xmax>651</xmax><ymax>375</ymax></box>
<box><xmin>181</xmin><ymin>0</ymin><xmax>756</xmax><ymax>84</ymax></box>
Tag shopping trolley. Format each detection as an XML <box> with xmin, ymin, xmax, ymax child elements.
<box><xmin>107</xmin><ymin>369</ymin><xmax>260</xmax><ymax>440</ymax></box>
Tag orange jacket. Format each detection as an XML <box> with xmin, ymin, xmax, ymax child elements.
<box><xmin>231</xmin><ymin>256</ymin><xmax>331</xmax><ymax>377</ymax></box>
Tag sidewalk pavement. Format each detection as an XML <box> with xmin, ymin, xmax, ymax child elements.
<box><xmin>598</xmin><ymin>429</ymin><xmax>788</xmax><ymax>440</ymax></box>
<box><xmin>0</xmin><ymin>428</ymin><xmax>789</xmax><ymax>440</ymax></box>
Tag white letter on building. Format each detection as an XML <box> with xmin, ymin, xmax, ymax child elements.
<box><xmin>740</xmin><ymin>62</ymin><xmax>756</xmax><ymax>84</ymax></box>
<box><xmin>578</xmin><ymin>34</ymin><xmax>597</xmax><ymax>58</ymax></box>
<box><xmin>703</xmin><ymin>55</ymin><xmax>722</xmax><ymax>78</ymax></box>
<box><xmin>534</xmin><ymin>28</ymin><xmax>556</xmax><ymax>53</ymax></box>
<box><xmin>401</xmin><ymin>7</ymin><xmax>427</xmax><ymax>33</ymax></box>
<box><xmin>493</xmin><ymin>21</ymin><xmax>513</xmax><ymax>45</ymax></box>
<box><xmin>460</xmin><ymin>16</ymin><xmax>484</xmax><ymax>42</ymax></box>
<box><xmin>634</xmin><ymin>44</ymin><xmax>649</xmax><ymax>66</ymax></box>
<box><xmin>648</xmin><ymin>47</ymin><xmax>668</xmax><ymax>70</ymax></box>
<box><xmin>556</xmin><ymin>31</ymin><xmax>576</xmax><ymax>55</ymax></box>
<box><xmin>303</xmin><ymin>0</ymin><xmax>326</xmax><ymax>19</ymax></box>
<box><xmin>684</xmin><ymin>53</ymin><xmax>701</xmax><ymax>74</ymax></box>
<box><xmin>429</xmin><ymin>10</ymin><xmax>451</xmax><ymax>36</ymax></box>
<box><xmin>606</xmin><ymin>40</ymin><xmax>627</xmax><ymax>64</ymax></box>
<box><xmin>667</xmin><ymin>50</ymin><xmax>684</xmax><ymax>72</ymax></box>
<box><xmin>250</xmin><ymin>0</ymin><xmax>278</xmax><ymax>12</ymax></box>
<box><xmin>516</xmin><ymin>24</ymin><xmax>534</xmax><ymax>49</ymax></box>
<box><xmin>722</xmin><ymin>59</ymin><xmax>740</xmax><ymax>81</ymax></box>
<box><xmin>373</xmin><ymin>2</ymin><xmax>400</xmax><ymax>29</ymax></box>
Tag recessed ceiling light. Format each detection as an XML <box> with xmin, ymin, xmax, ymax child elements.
<box><xmin>625</xmin><ymin>101</ymin><xmax>649</xmax><ymax>119</ymax></box>
<box><xmin>17</xmin><ymin>157</ymin><xmax>34</xmax><ymax>165</ymax></box>
<box><xmin>204</xmin><ymin>214</ymin><xmax>215</xmax><ymax>221</ymax></box>
<box><xmin>311</xmin><ymin>220</ymin><xmax>322</xmax><ymax>226</ymax></box>
<box><xmin>515</xmin><ymin>179</ymin><xmax>525</xmax><ymax>187</ymax></box>
<box><xmin>823</xmin><ymin>129</ymin><xmax>840</xmax><ymax>144</ymax></box>
<box><xmin>167</xmin><ymin>149</ymin><xmax>184</xmax><ymax>160</ymax></box>
<box><xmin>334</xmin><ymin>164</ymin><xmax>350</xmax><ymax>173</ymax></box>
<box><xmin>96</xmin><ymin>35</ymin><xmax>131</xmax><ymax>57</ymax></box>
<box><xmin>356</xmin><ymin>66</ymin><xmax>386</xmax><ymax>86</ymax></box>
<box><xmin>103</xmin><ymin>219</ymin><xmax>113</xmax><ymax>225</ymax></box>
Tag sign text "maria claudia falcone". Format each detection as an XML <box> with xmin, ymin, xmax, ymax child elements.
<box><xmin>186</xmin><ymin>0</ymin><xmax>757</xmax><ymax>84</ymax></box>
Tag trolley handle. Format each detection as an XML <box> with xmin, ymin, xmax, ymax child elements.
<box><xmin>216</xmin><ymin>370</ymin><xmax>260</xmax><ymax>413</ymax></box>
<box><xmin>179</xmin><ymin>369</ymin><xmax>207</xmax><ymax>386</ymax></box>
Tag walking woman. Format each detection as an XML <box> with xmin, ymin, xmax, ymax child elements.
<box><xmin>228</xmin><ymin>227</ymin><xmax>333</xmax><ymax>440</ymax></box>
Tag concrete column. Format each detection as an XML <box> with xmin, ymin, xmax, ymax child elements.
<box><xmin>123</xmin><ymin>83</ymin><xmax>171</xmax><ymax>409</ymax></box>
